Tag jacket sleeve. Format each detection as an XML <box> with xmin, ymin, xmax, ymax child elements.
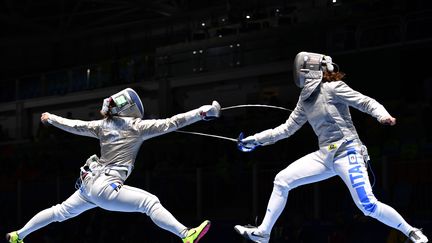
<box><xmin>133</xmin><ymin>108</ymin><xmax>202</xmax><ymax>139</ymax></box>
<box><xmin>254</xmin><ymin>100</ymin><xmax>308</xmax><ymax>145</ymax></box>
<box><xmin>47</xmin><ymin>114</ymin><xmax>102</xmax><ymax>138</ymax></box>
<box><xmin>331</xmin><ymin>81</ymin><xmax>391</xmax><ymax>121</ymax></box>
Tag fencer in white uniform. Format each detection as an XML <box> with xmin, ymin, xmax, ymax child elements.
<box><xmin>7</xmin><ymin>88</ymin><xmax>219</xmax><ymax>243</ymax></box>
<box><xmin>234</xmin><ymin>52</ymin><xmax>428</xmax><ymax>243</ymax></box>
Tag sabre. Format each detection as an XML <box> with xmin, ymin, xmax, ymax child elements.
<box><xmin>221</xmin><ymin>104</ymin><xmax>293</xmax><ymax>112</ymax></box>
<box><xmin>175</xmin><ymin>103</ymin><xmax>293</xmax><ymax>143</ymax></box>
<box><xmin>175</xmin><ymin>130</ymin><xmax>238</xmax><ymax>143</ymax></box>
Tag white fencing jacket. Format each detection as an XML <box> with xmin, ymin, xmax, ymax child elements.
<box><xmin>253</xmin><ymin>78</ymin><xmax>391</xmax><ymax>148</ymax></box>
<box><xmin>47</xmin><ymin>108</ymin><xmax>204</xmax><ymax>179</ymax></box>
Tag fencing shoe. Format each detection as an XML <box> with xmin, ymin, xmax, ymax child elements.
<box><xmin>234</xmin><ymin>225</ymin><xmax>270</xmax><ymax>243</ymax></box>
<box><xmin>182</xmin><ymin>220</ymin><xmax>211</xmax><ymax>243</ymax></box>
<box><xmin>409</xmin><ymin>228</ymin><xmax>428</xmax><ymax>243</ymax></box>
<box><xmin>6</xmin><ymin>232</ymin><xmax>24</xmax><ymax>243</ymax></box>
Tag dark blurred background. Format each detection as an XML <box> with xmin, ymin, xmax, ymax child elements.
<box><xmin>1</xmin><ymin>0</ymin><xmax>431</xmax><ymax>242</ymax></box>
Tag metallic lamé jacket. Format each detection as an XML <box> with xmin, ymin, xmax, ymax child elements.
<box><xmin>254</xmin><ymin>79</ymin><xmax>391</xmax><ymax>147</ymax></box>
<box><xmin>47</xmin><ymin>109</ymin><xmax>203</xmax><ymax>178</ymax></box>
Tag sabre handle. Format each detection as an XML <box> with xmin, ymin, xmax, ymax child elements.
<box><xmin>237</xmin><ymin>132</ymin><xmax>260</xmax><ymax>152</ymax></box>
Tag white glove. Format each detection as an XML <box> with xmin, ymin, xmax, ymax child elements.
<box><xmin>241</xmin><ymin>135</ymin><xmax>261</xmax><ymax>148</ymax></box>
<box><xmin>199</xmin><ymin>101</ymin><xmax>221</xmax><ymax>120</ymax></box>
<box><xmin>379</xmin><ymin>115</ymin><xmax>396</xmax><ymax>126</ymax></box>
<box><xmin>40</xmin><ymin>112</ymin><xmax>52</xmax><ymax>125</ymax></box>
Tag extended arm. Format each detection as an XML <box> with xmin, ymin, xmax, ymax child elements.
<box><xmin>135</xmin><ymin>101</ymin><xmax>221</xmax><ymax>139</ymax></box>
<box><xmin>41</xmin><ymin>112</ymin><xmax>102</xmax><ymax>138</ymax></box>
<box><xmin>332</xmin><ymin>81</ymin><xmax>396</xmax><ymax>125</ymax></box>
<box><xmin>240</xmin><ymin>101</ymin><xmax>308</xmax><ymax>149</ymax></box>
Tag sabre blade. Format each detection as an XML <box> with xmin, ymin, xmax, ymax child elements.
<box><xmin>175</xmin><ymin>104</ymin><xmax>293</xmax><ymax>143</ymax></box>
<box><xmin>221</xmin><ymin>104</ymin><xmax>292</xmax><ymax>112</ymax></box>
<box><xmin>175</xmin><ymin>130</ymin><xmax>238</xmax><ymax>143</ymax></box>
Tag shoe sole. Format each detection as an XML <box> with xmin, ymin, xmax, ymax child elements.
<box><xmin>195</xmin><ymin>221</ymin><xmax>211</xmax><ymax>243</ymax></box>
<box><xmin>234</xmin><ymin>227</ymin><xmax>254</xmax><ymax>242</ymax></box>
<box><xmin>234</xmin><ymin>226</ymin><xmax>268</xmax><ymax>243</ymax></box>
<box><xmin>234</xmin><ymin>226</ymin><xmax>242</xmax><ymax>235</ymax></box>
<box><xmin>5</xmin><ymin>233</ymin><xmax>13</xmax><ymax>243</ymax></box>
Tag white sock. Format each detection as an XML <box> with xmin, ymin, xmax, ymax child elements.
<box><xmin>370</xmin><ymin>201</ymin><xmax>414</xmax><ymax>236</ymax></box>
<box><xmin>258</xmin><ymin>185</ymin><xmax>288</xmax><ymax>235</ymax></box>
<box><xmin>149</xmin><ymin>203</ymin><xmax>188</xmax><ymax>238</ymax></box>
<box><xmin>18</xmin><ymin>207</ymin><xmax>55</xmax><ymax>239</ymax></box>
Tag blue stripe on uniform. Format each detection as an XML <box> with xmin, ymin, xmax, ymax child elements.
<box><xmin>347</xmin><ymin>148</ymin><xmax>356</xmax><ymax>155</ymax></box>
<box><xmin>355</xmin><ymin>186</ymin><xmax>377</xmax><ymax>213</ymax></box>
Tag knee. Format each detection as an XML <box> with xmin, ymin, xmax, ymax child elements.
<box><xmin>51</xmin><ymin>204</ymin><xmax>75</xmax><ymax>222</ymax></box>
<box><xmin>273</xmin><ymin>173</ymin><xmax>291</xmax><ymax>196</ymax></box>
<box><xmin>274</xmin><ymin>171</ymin><xmax>285</xmax><ymax>186</ymax></box>
<box><xmin>356</xmin><ymin>200</ymin><xmax>379</xmax><ymax>217</ymax></box>
<box><xmin>273</xmin><ymin>174</ymin><xmax>290</xmax><ymax>197</ymax></box>
<box><xmin>143</xmin><ymin>194</ymin><xmax>161</xmax><ymax>215</ymax></box>
<box><xmin>149</xmin><ymin>194</ymin><xmax>160</xmax><ymax>206</ymax></box>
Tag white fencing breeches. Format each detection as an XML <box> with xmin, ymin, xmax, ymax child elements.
<box><xmin>258</xmin><ymin>141</ymin><xmax>414</xmax><ymax>237</ymax></box>
<box><xmin>17</xmin><ymin>174</ymin><xmax>187</xmax><ymax>239</ymax></box>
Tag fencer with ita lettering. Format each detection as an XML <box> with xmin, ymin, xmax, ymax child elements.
<box><xmin>235</xmin><ymin>52</ymin><xmax>428</xmax><ymax>243</ymax></box>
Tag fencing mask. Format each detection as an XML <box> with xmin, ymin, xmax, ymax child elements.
<box><xmin>105</xmin><ymin>88</ymin><xmax>144</xmax><ymax>118</ymax></box>
<box><xmin>293</xmin><ymin>51</ymin><xmax>334</xmax><ymax>88</ymax></box>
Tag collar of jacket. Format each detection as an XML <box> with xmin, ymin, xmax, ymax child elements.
<box><xmin>300</xmin><ymin>78</ymin><xmax>322</xmax><ymax>100</ymax></box>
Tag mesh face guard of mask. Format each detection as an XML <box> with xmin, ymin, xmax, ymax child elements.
<box><xmin>293</xmin><ymin>51</ymin><xmax>334</xmax><ymax>88</ymax></box>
